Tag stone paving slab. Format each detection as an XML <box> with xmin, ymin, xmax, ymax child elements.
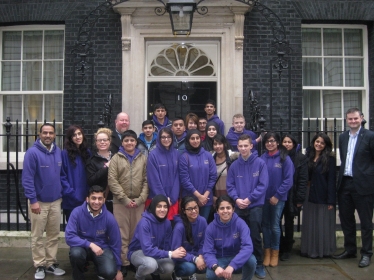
<box><xmin>1</xmin><ymin>247</ymin><xmax>374</xmax><ymax>280</ymax></box>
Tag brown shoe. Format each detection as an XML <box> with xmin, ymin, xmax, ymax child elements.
<box><xmin>270</xmin><ymin>249</ymin><xmax>279</xmax><ymax>267</ymax></box>
<box><xmin>263</xmin><ymin>248</ymin><xmax>271</xmax><ymax>266</ymax></box>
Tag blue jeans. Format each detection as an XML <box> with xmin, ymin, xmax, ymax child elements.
<box><xmin>130</xmin><ymin>250</ymin><xmax>174</xmax><ymax>280</ymax></box>
<box><xmin>199</xmin><ymin>205</ymin><xmax>212</xmax><ymax>221</ymax></box>
<box><xmin>69</xmin><ymin>247</ymin><xmax>117</xmax><ymax>280</ymax></box>
<box><xmin>174</xmin><ymin>261</ymin><xmax>206</xmax><ymax>277</ymax></box>
<box><xmin>235</xmin><ymin>206</ymin><xmax>263</xmax><ymax>263</ymax></box>
<box><xmin>262</xmin><ymin>200</ymin><xmax>285</xmax><ymax>250</ymax></box>
<box><xmin>206</xmin><ymin>254</ymin><xmax>257</xmax><ymax>280</ymax></box>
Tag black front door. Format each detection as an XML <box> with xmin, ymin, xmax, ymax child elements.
<box><xmin>147</xmin><ymin>81</ymin><xmax>217</xmax><ymax>119</ymax></box>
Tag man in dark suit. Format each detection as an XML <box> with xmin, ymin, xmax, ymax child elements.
<box><xmin>333</xmin><ymin>108</ymin><xmax>374</xmax><ymax>268</ymax></box>
<box><xmin>110</xmin><ymin>112</ymin><xmax>130</xmax><ymax>154</ymax></box>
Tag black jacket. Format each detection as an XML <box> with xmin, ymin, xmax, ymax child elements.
<box><xmin>86</xmin><ymin>153</ymin><xmax>110</xmax><ymax>189</ymax></box>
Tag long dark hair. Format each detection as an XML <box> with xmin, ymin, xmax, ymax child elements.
<box><xmin>180</xmin><ymin>196</ymin><xmax>198</xmax><ymax>246</ymax></box>
<box><xmin>263</xmin><ymin>131</ymin><xmax>288</xmax><ymax>162</ymax></box>
<box><xmin>281</xmin><ymin>133</ymin><xmax>298</xmax><ymax>162</ymax></box>
<box><xmin>64</xmin><ymin>125</ymin><xmax>90</xmax><ymax>166</ymax></box>
<box><xmin>308</xmin><ymin>132</ymin><xmax>334</xmax><ymax>173</ymax></box>
<box><xmin>213</xmin><ymin>134</ymin><xmax>234</xmax><ymax>166</ymax></box>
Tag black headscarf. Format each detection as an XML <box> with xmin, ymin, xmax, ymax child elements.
<box><xmin>185</xmin><ymin>129</ymin><xmax>202</xmax><ymax>154</ymax></box>
<box><xmin>148</xmin><ymin>194</ymin><xmax>170</xmax><ymax>222</ymax></box>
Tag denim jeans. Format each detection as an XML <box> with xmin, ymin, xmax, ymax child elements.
<box><xmin>130</xmin><ymin>250</ymin><xmax>174</xmax><ymax>280</ymax></box>
<box><xmin>235</xmin><ymin>206</ymin><xmax>263</xmax><ymax>263</ymax></box>
<box><xmin>206</xmin><ymin>254</ymin><xmax>257</xmax><ymax>280</ymax></box>
<box><xmin>69</xmin><ymin>247</ymin><xmax>117</xmax><ymax>280</ymax></box>
<box><xmin>262</xmin><ymin>200</ymin><xmax>285</xmax><ymax>250</ymax></box>
<box><xmin>174</xmin><ymin>261</ymin><xmax>206</xmax><ymax>277</ymax></box>
<box><xmin>199</xmin><ymin>205</ymin><xmax>212</xmax><ymax>221</ymax></box>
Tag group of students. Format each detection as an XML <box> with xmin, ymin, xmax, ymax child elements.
<box><xmin>57</xmin><ymin>100</ymin><xmax>340</xmax><ymax>280</ymax></box>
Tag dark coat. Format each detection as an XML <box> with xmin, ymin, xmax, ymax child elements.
<box><xmin>337</xmin><ymin>128</ymin><xmax>374</xmax><ymax>195</ymax></box>
<box><xmin>86</xmin><ymin>153</ymin><xmax>109</xmax><ymax>189</ymax></box>
<box><xmin>110</xmin><ymin>132</ymin><xmax>121</xmax><ymax>154</ymax></box>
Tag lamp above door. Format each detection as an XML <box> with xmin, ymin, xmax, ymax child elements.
<box><xmin>156</xmin><ymin>0</ymin><xmax>208</xmax><ymax>35</ymax></box>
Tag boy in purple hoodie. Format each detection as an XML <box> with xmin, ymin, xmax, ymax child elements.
<box><xmin>152</xmin><ymin>103</ymin><xmax>172</xmax><ymax>132</ymax></box>
<box><xmin>204</xmin><ymin>99</ymin><xmax>225</xmax><ymax>134</ymax></box>
<box><xmin>226</xmin><ymin>134</ymin><xmax>269</xmax><ymax>279</ymax></box>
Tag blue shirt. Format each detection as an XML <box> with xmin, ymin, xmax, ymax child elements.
<box><xmin>344</xmin><ymin>127</ymin><xmax>361</xmax><ymax>177</ymax></box>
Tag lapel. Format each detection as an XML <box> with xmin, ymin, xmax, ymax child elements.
<box><xmin>353</xmin><ymin>128</ymin><xmax>365</xmax><ymax>158</ymax></box>
<box><xmin>341</xmin><ymin>131</ymin><xmax>350</xmax><ymax>158</ymax></box>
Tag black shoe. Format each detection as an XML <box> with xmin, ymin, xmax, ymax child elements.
<box><xmin>121</xmin><ymin>265</ymin><xmax>127</xmax><ymax>277</ymax></box>
<box><xmin>332</xmin><ymin>251</ymin><xmax>357</xmax><ymax>259</ymax></box>
<box><xmin>359</xmin><ymin>256</ymin><xmax>371</xmax><ymax>268</ymax></box>
<box><xmin>151</xmin><ymin>273</ymin><xmax>161</xmax><ymax>280</ymax></box>
<box><xmin>280</xmin><ymin>252</ymin><xmax>290</xmax><ymax>261</ymax></box>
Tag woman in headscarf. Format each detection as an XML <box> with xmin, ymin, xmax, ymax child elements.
<box><xmin>179</xmin><ymin>129</ymin><xmax>217</xmax><ymax>221</ymax></box>
<box><xmin>202</xmin><ymin>121</ymin><xmax>220</xmax><ymax>153</ymax></box>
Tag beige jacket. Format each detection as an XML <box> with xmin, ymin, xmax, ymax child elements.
<box><xmin>108</xmin><ymin>151</ymin><xmax>148</xmax><ymax>206</ymax></box>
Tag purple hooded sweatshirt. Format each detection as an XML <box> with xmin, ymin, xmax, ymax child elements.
<box><xmin>203</xmin><ymin>212</ymin><xmax>253</xmax><ymax>270</ymax></box>
<box><xmin>226</xmin><ymin>127</ymin><xmax>258</xmax><ymax>152</ymax></box>
<box><xmin>171</xmin><ymin>214</ymin><xmax>207</xmax><ymax>262</ymax></box>
<box><xmin>260</xmin><ymin>151</ymin><xmax>294</xmax><ymax>201</ymax></box>
<box><xmin>207</xmin><ymin>115</ymin><xmax>225</xmax><ymax>135</ymax></box>
<box><xmin>226</xmin><ymin>153</ymin><xmax>269</xmax><ymax>208</ymax></box>
<box><xmin>153</xmin><ymin>115</ymin><xmax>172</xmax><ymax>133</ymax></box>
<box><xmin>179</xmin><ymin>130</ymin><xmax>217</xmax><ymax>206</ymax></box>
<box><xmin>147</xmin><ymin>132</ymin><xmax>180</xmax><ymax>204</ymax></box>
<box><xmin>127</xmin><ymin>211</ymin><xmax>172</xmax><ymax>260</ymax></box>
<box><xmin>65</xmin><ymin>202</ymin><xmax>122</xmax><ymax>270</ymax></box>
<box><xmin>22</xmin><ymin>139</ymin><xmax>65</xmax><ymax>204</ymax></box>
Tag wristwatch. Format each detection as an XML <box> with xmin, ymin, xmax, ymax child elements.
<box><xmin>212</xmin><ymin>264</ymin><xmax>218</xmax><ymax>271</ymax></box>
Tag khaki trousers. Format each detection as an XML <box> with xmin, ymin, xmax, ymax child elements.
<box><xmin>113</xmin><ymin>203</ymin><xmax>144</xmax><ymax>266</ymax></box>
<box><xmin>29</xmin><ymin>198</ymin><xmax>62</xmax><ymax>268</ymax></box>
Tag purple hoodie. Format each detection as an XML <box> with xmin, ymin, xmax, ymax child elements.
<box><xmin>226</xmin><ymin>153</ymin><xmax>269</xmax><ymax>208</ymax></box>
<box><xmin>22</xmin><ymin>139</ymin><xmax>65</xmax><ymax>204</ymax></box>
<box><xmin>260</xmin><ymin>151</ymin><xmax>294</xmax><ymax>201</ymax></box>
<box><xmin>203</xmin><ymin>212</ymin><xmax>253</xmax><ymax>270</ymax></box>
<box><xmin>147</xmin><ymin>134</ymin><xmax>180</xmax><ymax>204</ymax></box>
<box><xmin>179</xmin><ymin>148</ymin><xmax>217</xmax><ymax>206</ymax></box>
<box><xmin>127</xmin><ymin>211</ymin><xmax>172</xmax><ymax>260</ymax></box>
<box><xmin>226</xmin><ymin>127</ymin><xmax>258</xmax><ymax>152</ymax></box>
<box><xmin>153</xmin><ymin>115</ymin><xmax>172</xmax><ymax>132</ymax></box>
<box><xmin>207</xmin><ymin>115</ymin><xmax>225</xmax><ymax>135</ymax></box>
<box><xmin>65</xmin><ymin>202</ymin><xmax>122</xmax><ymax>270</ymax></box>
<box><xmin>171</xmin><ymin>215</ymin><xmax>207</xmax><ymax>262</ymax></box>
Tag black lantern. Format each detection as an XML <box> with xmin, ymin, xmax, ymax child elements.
<box><xmin>167</xmin><ymin>0</ymin><xmax>196</xmax><ymax>35</ymax></box>
<box><xmin>156</xmin><ymin>0</ymin><xmax>208</xmax><ymax>36</ymax></box>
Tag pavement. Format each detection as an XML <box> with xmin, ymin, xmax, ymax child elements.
<box><xmin>1</xmin><ymin>247</ymin><xmax>374</xmax><ymax>280</ymax></box>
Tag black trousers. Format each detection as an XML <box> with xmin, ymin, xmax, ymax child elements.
<box><xmin>338</xmin><ymin>177</ymin><xmax>374</xmax><ymax>257</ymax></box>
<box><xmin>280</xmin><ymin>200</ymin><xmax>298</xmax><ymax>253</ymax></box>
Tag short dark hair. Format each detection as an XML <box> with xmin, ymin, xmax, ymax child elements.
<box><xmin>88</xmin><ymin>185</ymin><xmax>104</xmax><ymax>196</ymax></box>
<box><xmin>172</xmin><ymin>117</ymin><xmax>185</xmax><ymax>125</ymax></box>
<box><xmin>142</xmin><ymin>120</ymin><xmax>154</xmax><ymax>128</ymax></box>
<box><xmin>205</xmin><ymin>99</ymin><xmax>216</xmax><ymax>107</ymax></box>
<box><xmin>40</xmin><ymin>123</ymin><xmax>55</xmax><ymax>133</ymax></box>
<box><xmin>154</xmin><ymin>103</ymin><xmax>166</xmax><ymax>111</ymax></box>
<box><xmin>345</xmin><ymin>107</ymin><xmax>362</xmax><ymax>117</ymax></box>
<box><xmin>238</xmin><ymin>134</ymin><xmax>252</xmax><ymax>142</ymax></box>
<box><xmin>121</xmin><ymin>130</ymin><xmax>137</xmax><ymax>142</ymax></box>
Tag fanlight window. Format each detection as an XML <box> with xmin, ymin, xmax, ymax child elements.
<box><xmin>149</xmin><ymin>44</ymin><xmax>215</xmax><ymax>77</ymax></box>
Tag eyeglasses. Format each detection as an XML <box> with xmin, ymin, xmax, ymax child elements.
<box><xmin>185</xmin><ymin>206</ymin><xmax>199</xmax><ymax>212</ymax></box>
<box><xmin>96</xmin><ymin>139</ymin><xmax>109</xmax><ymax>143</ymax></box>
<box><xmin>161</xmin><ymin>136</ymin><xmax>172</xmax><ymax>140</ymax></box>
<box><xmin>73</xmin><ymin>132</ymin><xmax>82</xmax><ymax>138</ymax></box>
<box><xmin>265</xmin><ymin>139</ymin><xmax>276</xmax><ymax>144</ymax></box>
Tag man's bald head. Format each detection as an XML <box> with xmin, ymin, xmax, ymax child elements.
<box><xmin>115</xmin><ymin>112</ymin><xmax>130</xmax><ymax>133</ymax></box>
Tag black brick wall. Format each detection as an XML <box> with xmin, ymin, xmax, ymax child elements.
<box><xmin>243</xmin><ymin>0</ymin><xmax>374</xmax><ymax>131</ymax></box>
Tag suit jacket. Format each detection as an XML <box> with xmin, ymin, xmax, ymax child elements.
<box><xmin>110</xmin><ymin>131</ymin><xmax>121</xmax><ymax>154</ymax></box>
<box><xmin>338</xmin><ymin>128</ymin><xmax>374</xmax><ymax>195</ymax></box>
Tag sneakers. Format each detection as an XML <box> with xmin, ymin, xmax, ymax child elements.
<box><xmin>255</xmin><ymin>264</ymin><xmax>266</xmax><ymax>279</ymax></box>
<box><xmin>188</xmin><ymin>273</ymin><xmax>197</xmax><ymax>280</ymax></box>
<box><xmin>35</xmin><ymin>266</ymin><xmax>45</xmax><ymax>280</ymax></box>
<box><xmin>46</xmin><ymin>264</ymin><xmax>66</xmax><ymax>276</ymax></box>
<box><xmin>171</xmin><ymin>271</ymin><xmax>182</xmax><ymax>280</ymax></box>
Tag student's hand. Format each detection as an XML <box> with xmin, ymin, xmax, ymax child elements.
<box><xmin>89</xmin><ymin>243</ymin><xmax>103</xmax><ymax>256</ymax></box>
<box><xmin>236</xmin><ymin>199</ymin><xmax>249</xmax><ymax>209</ymax></box>
<box><xmin>215</xmin><ymin>266</ymin><xmax>224</xmax><ymax>277</ymax></box>
<box><xmin>197</xmin><ymin>194</ymin><xmax>208</xmax><ymax>206</ymax></box>
<box><xmin>126</xmin><ymin>200</ymin><xmax>137</xmax><ymax>208</ymax></box>
<box><xmin>115</xmin><ymin>270</ymin><xmax>123</xmax><ymax>280</ymax></box>
<box><xmin>30</xmin><ymin>202</ymin><xmax>41</xmax><ymax>214</ymax></box>
<box><xmin>269</xmin><ymin>196</ymin><xmax>279</xmax><ymax>205</ymax></box>
<box><xmin>196</xmin><ymin>255</ymin><xmax>206</xmax><ymax>270</ymax></box>
<box><xmin>172</xmin><ymin>247</ymin><xmax>186</xmax><ymax>259</ymax></box>
<box><xmin>104</xmin><ymin>160</ymin><xmax>110</xmax><ymax>168</ymax></box>
<box><xmin>327</xmin><ymin>205</ymin><xmax>333</xmax><ymax>210</ymax></box>
<box><xmin>222</xmin><ymin>265</ymin><xmax>234</xmax><ymax>279</ymax></box>
<box><xmin>297</xmin><ymin>203</ymin><xmax>303</xmax><ymax>207</ymax></box>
